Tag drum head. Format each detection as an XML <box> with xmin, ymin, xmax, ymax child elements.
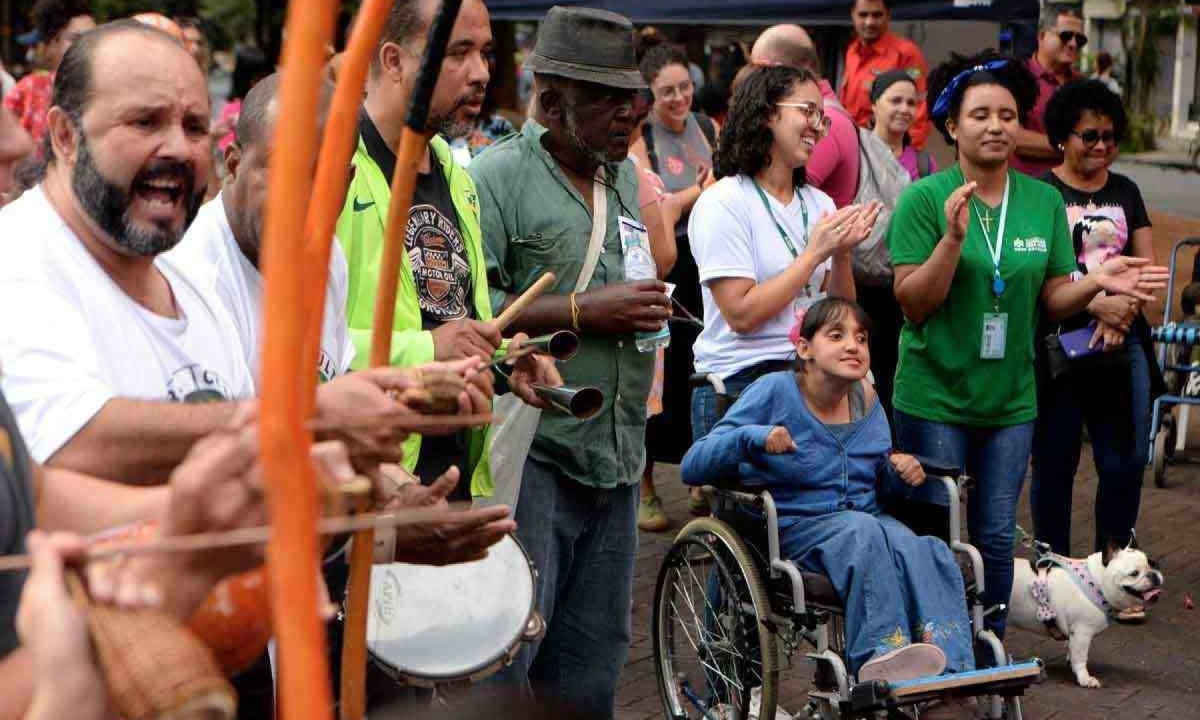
<box><xmin>366</xmin><ymin>534</ymin><xmax>534</xmax><ymax>681</ymax></box>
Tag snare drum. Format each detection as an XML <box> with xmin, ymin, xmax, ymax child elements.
<box><xmin>366</xmin><ymin>534</ymin><xmax>543</xmax><ymax>687</ymax></box>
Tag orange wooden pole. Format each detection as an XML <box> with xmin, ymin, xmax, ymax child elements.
<box><xmin>258</xmin><ymin>0</ymin><xmax>337</xmax><ymax>717</ymax></box>
<box><xmin>298</xmin><ymin>0</ymin><xmax>393</xmax><ymax>410</ymax></box>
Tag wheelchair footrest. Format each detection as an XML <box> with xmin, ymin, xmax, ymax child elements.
<box><xmin>887</xmin><ymin>660</ymin><xmax>1043</xmax><ymax>701</ymax></box>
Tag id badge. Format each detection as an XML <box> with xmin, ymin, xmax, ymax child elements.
<box><xmin>980</xmin><ymin>313</ymin><xmax>1008</xmax><ymax>360</ymax></box>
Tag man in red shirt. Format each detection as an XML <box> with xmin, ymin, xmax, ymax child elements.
<box><xmin>839</xmin><ymin>0</ymin><xmax>930</xmax><ymax>148</ymax></box>
<box><xmin>751</xmin><ymin>24</ymin><xmax>860</xmax><ymax>209</ymax></box>
<box><xmin>4</xmin><ymin>0</ymin><xmax>94</xmax><ymax>146</ymax></box>
<box><xmin>1013</xmin><ymin>4</ymin><xmax>1085</xmax><ymax>177</ymax></box>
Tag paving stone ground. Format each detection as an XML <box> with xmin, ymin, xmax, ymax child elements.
<box><xmin>614</xmin><ymin>212</ymin><xmax>1200</xmax><ymax>720</ymax></box>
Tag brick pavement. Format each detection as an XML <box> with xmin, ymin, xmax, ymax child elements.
<box><xmin>615</xmin><ymin>212</ymin><xmax>1200</xmax><ymax>719</ymax></box>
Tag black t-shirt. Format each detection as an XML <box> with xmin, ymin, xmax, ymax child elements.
<box><xmin>0</xmin><ymin>391</ymin><xmax>35</xmax><ymax>657</ymax></box>
<box><xmin>1042</xmin><ymin>170</ymin><xmax>1152</xmax><ymax>330</ymax></box>
<box><xmin>360</xmin><ymin>111</ymin><xmax>472</xmax><ymax>497</ymax></box>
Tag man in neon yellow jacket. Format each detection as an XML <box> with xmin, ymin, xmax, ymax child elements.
<box><xmin>336</xmin><ymin>0</ymin><xmax>556</xmax><ymax>500</ymax></box>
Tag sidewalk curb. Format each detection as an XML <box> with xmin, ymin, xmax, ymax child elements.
<box><xmin>1120</xmin><ymin>155</ymin><xmax>1200</xmax><ymax>174</ymax></box>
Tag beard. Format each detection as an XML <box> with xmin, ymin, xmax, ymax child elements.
<box><xmin>71</xmin><ymin>135</ymin><xmax>204</xmax><ymax>257</ymax></box>
<box><xmin>435</xmin><ymin>83</ymin><xmax>487</xmax><ymax>139</ymax></box>
<box><xmin>563</xmin><ymin>104</ymin><xmax>612</xmax><ymax>168</ymax></box>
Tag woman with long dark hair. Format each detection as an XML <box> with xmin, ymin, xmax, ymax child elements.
<box><xmin>886</xmin><ymin>51</ymin><xmax>1167</xmax><ymax>641</ymax></box>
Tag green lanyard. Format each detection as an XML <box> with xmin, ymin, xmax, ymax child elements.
<box><xmin>752</xmin><ymin>179</ymin><xmax>809</xmax><ymax>259</ymax></box>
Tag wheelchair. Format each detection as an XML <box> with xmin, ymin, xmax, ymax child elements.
<box><xmin>651</xmin><ymin>375</ymin><xmax>1043</xmax><ymax>720</ymax></box>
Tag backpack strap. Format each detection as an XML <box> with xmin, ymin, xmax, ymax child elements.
<box><xmin>916</xmin><ymin>149</ymin><xmax>932</xmax><ymax>178</ymax></box>
<box><xmin>696</xmin><ymin>113</ymin><xmax>717</xmax><ymax>151</ymax></box>
<box><xmin>641</xmin><ymin>123</ymin><xmax>659</xmax><ymax>175</ymax></box>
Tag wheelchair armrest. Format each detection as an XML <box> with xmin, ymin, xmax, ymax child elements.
<box><xmin>913</xmin><ymin>455</ymin><xmax>962</xmax><ymax>480</ymax></box>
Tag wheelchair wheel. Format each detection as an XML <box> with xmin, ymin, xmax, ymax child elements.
<box><xmin>1153</xmin><ymin>423</ymin><xmax>1170</xmax><ymax>488</ymax></box>
<box><xmin>653</xmin><ymin>517</ymin><xmax>779</xmax><ymax>720</ymax></box>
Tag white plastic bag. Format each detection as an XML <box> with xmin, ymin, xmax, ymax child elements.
<box><xmin>478</xmin><ymin>393</ymin><xmax>541</xmax><ymax>514</ymax></box>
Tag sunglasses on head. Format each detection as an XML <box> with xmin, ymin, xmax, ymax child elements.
<box><xmin>1057</xmin><ymin>30</ymin><xmax>1088</xmax><ymax>48</ymax></box>
<box><xmin>1072</xmin><ymin>129</ymin><xmax>1116</xmax><ymax>147</ymax></box>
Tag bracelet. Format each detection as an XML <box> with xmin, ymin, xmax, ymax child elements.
<box><xmin>569</xmin><ymin>292</ymin><xmax>582</xmax><ymax>332</ymax></box>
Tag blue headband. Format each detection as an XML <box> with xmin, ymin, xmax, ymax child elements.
<box><xmin>929</xmin><ymin>59</ymin><xmax>1010</xmax><ymax>120</ymax></box>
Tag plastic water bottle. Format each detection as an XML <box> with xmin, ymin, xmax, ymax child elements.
<box><xmin>619</xmin><ymin>217</ymin><xmax>670</xmax><ymax>353</ymax></box>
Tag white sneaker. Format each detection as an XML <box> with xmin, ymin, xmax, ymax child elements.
<box><xmin>858</xmin><ymin>643</ymin><xmax>947</xmax><ymax>684</ymax></box>
<box><xmin>749</xmin><ymin>686</ymin><xmax>793</xmax><ymax>720</ymax></box>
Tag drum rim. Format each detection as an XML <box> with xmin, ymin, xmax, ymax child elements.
<box><xmin>366</xmin><ymin>533</ymin><xmax>537</xmax><ymax>683</ymax></box>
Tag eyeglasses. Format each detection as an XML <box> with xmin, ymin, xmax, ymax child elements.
<box><xmin>1057</xmin><ymin>30</ymin><xmax>1088</xmax><ymax>48</ymax></box>
<box><xmin>1072</xmin><ymin>129</ymin><xmax>1116</xmax><ymax>147</ymax></box>
<box><xmin>653</xmin><ymin>80</ymin><xmax>694</xmax><ymax>102</ymax></box>
<box><xmin>777</xmin><ymin>102</ymin><xmax>833</xmax><ymax>135</ymax></box>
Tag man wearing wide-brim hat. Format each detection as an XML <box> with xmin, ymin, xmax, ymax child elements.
<box><xmin>470</xmin><ymin>6</ymin><xmax>672</xmax><ymax>718</ymax></box>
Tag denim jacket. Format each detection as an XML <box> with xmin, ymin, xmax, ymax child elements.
<box><xmin>681</xmin><ymin>372</ymin><xmax>904</xmax><ymax>519</ymax></box>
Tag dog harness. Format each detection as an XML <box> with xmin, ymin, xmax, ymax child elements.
<box><xmin>1029</xmin><ymin>551</ymin><xmax>1113</xmax><ymax>639</ymax></box>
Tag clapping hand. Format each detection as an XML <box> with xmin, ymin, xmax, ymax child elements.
<box><xmin>1089</xmin><ymin>321</ymin><xmax>1127</xmax><ymax>351</ymax></box>
<box><xmin>1093</xmin><ymin>256</ymin><xmax>1170</xmax><ymax>303</ymax></box>
<box><xmin>806</xmin><ymin>202</ymin><xmax>884</xmax><ymax>262</ymax></box>
<box><xmin>943</xmin><ymin>181</ymin><xmax>977</xmax><ymax>244</ymax></box>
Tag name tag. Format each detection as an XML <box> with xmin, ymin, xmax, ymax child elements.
<box><xmin>981</xmin><ymin>313</ymin><xmax>1008</xmax><ymax>360</ymax></box>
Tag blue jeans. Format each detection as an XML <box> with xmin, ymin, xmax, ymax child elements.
<box><xmin>490</xmin><ymin>457</ymin><xmax>638</xmax><ymax>719</ymax></box>
<box><xmin>1031</xmin><ymin>342</ymin><xmax>1151</xmax><ymax>555</ymax></box>
<box><xmin>893</xmin><ymin>410</ymin><xmax>1035</xmax><ymax>639</ymax></box>
<box><xmin>780</xmin><ymin>511</ymin><xmax>975</xmax><ymax>676</ymax></box>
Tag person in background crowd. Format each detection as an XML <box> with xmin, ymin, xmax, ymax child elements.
<box><xmin>0</xmin><ymin>106</ymin><xmax>35</xmax><ymax>205</ymax></box>
<box><xmin>840</xmin><ymin>0</ymin><xmax>930</xmax><ymax>149</ymax></box>
<box><xmin>1032</xmin><ymin>81</ymin><xmax>1162</xmax><ymax>619</ymax></box>
<box><xmin>860</xmin><ymin>69</ymin><xmax>932</xmax><ymax>424</ymax></box>
<box><xmin>471</xmin><ymin>7</ymin><xmax>672</xmax><ymax>716</ymax></box>
<box><xmin>1093</xmin><ymin>50</ymin><xmax>1121</xmax><ymax>97</ymax></box>
<box><xmin>176</xmin><ymin>15</ymin><xmax>211</xmax><ymax>72</ymax></box>
<box><xmin>631</xmin><ymin>43</ymin><xmax>717</xmax><ymax>522</ymax></box>
<box><xmin>871</xmin><ymin>70</ymin><xmax>936</xmax><ymax>182</ymax></box>
<box><xmin>695</xmin><ymin>42</ymin><xmax>746</xmax><ymax>126</ymax></box>
<box><xmin>887</xmin><ymin>51</ymin><xmax>1167</xmax><ymax>643</ymax></box>
<box><xmin>0</xmin><ymin>60</ymin><xmax>15</xmax><ymax>98</ymax></box>
<box><xmin>689</xmin><ymin>65</ymin><xmax>879</xmax><ymax>453</ymax></box>
<box><xmin>1012</xmin><ymin>3</ymin><xmax>1084</xmax><ymax>177</ymax></box>
<box><xmin>751</xmin><ymin>24</ymin><xmax>860</xmax><ymax>209</ymax></box>
<box><xmin>214</xmin><ymin>45</ymin><xmax>270</xmax><ymax>154</ymax></box>
<box><xmin>4</xmin><ymin>0</ymin><xmax>94</xmax><ymax>145</ymax></box>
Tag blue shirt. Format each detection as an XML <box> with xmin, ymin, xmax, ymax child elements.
<box><xmin>681</xmin><ymin>372</ymin><xmax>906</xmax><ymax>521</ymax></box>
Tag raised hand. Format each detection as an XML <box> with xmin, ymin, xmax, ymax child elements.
<box><xmin>806</xmin><ymin>204</ymin><xmax>864</xmax><ymax>262</ymax></box>
<box><xmin>943</xmin><ymin>182</ymin><xmax>976</xmax><ymax>243</ymax></box>
<box><xmin>1093</xmin><ymin>256</ymin><xmax>1170</xmax><ymax>303</ymax></box>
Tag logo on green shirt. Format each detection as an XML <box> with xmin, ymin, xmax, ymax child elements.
<box><xmin>353</xmin><ymin>198</ymin><xmax>375</xmax><ymax>212</ymax></box>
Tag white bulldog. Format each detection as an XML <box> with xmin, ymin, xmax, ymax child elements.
<box><xmin>1008</xmin><ymin>547</ymin><xmax>1164</xmax><ymax>688</ymax></box>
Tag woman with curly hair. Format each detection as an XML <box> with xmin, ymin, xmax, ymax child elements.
<box><xmin>1031</xmin><ymin>80</ymin><xmax>1164</xmax><ymax>601</ymax></box>
<box><xmin>886</xmin><ymin>51</ymin><xmax>1167</xmax><ymax>641</ymax></box>
<box><xmin>687</xmin><ymin>65</ymin><xmax>881</xmax><ymax>449</ymax></box>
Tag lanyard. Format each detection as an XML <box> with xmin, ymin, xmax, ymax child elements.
<box><xmin>969</xmin><ymin>175</ymin><xmax>1010</xmax><ymax>300</ymax></box>
<box><xmin>752</xmin><ymin>179</ymin><xmax>809</xmax><ymax>259</ymax></box>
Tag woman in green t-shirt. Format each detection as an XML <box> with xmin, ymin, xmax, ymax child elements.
<box><xmin>885</xmin><ymin>51</ymin><xmax>1167</xmax><ymax>642</ymax></box>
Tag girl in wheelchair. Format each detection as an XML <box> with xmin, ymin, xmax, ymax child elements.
<box><xmin>681</xmin><ymin>297</ymin><xmax>975</xmax><ymax>685</ymax></box>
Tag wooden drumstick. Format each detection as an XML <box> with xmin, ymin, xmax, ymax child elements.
<box><xmin>491</xmin><ymin>271</ymin><xmax>556</xmax><ymax>333</ymax></box>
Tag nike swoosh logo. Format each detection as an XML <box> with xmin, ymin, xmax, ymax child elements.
<box><xmin>353</xmin><ymin>198</ymin><xmax>375</xmax><ymax>212</ymax></box>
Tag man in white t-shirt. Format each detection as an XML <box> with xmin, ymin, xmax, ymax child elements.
<box><xmin>170</xmin><ymin>73</ymin><xmax>355</xmax><ymax>386</ymax></box>
<box><xmin>0</xmin><ymin>22</ymin><xmax>489</xmax><ymax>486</ymax></box>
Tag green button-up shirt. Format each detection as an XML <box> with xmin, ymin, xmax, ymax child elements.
<box><xmin>469</xmin><ymin>120</ymin><xmax>652</xmax><ymax>489</ymax></box>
